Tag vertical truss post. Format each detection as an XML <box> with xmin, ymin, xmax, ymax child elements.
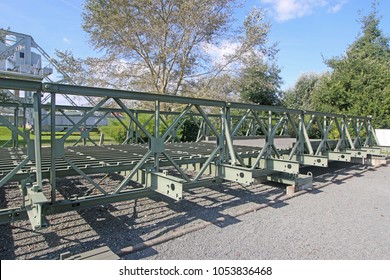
<box><xmin>353</xmin><ymin>118</ymin><xmax>363</xmax><ymax>148</ymax></box>
<box><xmin>154</xmin><ymin>101</ymin><xmax>161</xmax><ymax>171</ymax></box>
<box><xmin>337</xmin><ymin>116</ymin><xmax>350</xmax><ymax>151</ymax></box>
<box><xmin>22</xmin><ymin>104</ymin><xmax>27</xmax><ymax>137</ymax></box>
<box><xmin>26</xmin><ymin>91</ymin><xmax>48</xmax><ymax>229</ymax></box>
<box><xmin>364</xmin><ymin>116</ymin><xmax>379</xmax><ymax>147</ymax></box>
<box><xmin>298</xmin><ymin>113</ymin><xmax>305</xmax><ymax>156</ymax></box>
<box><xmin>218</xmin><ymin>106</ymin><xmax>226</xmax><ymax>165</ymax></box>
<box><xmin>266</xmin><ymin>111</ymin><xmax>273</xmax><ymax>157</ymax></box>
<box><xmin>33</xmin><ymin>92</ymin><xmax>43</xmax><ymax>190</ymax></box>
<box><xmin>315</xmin><ymin>116</ymin><xmax>327</xmax><ymax>155</ymax></box>
<box><xmin>223</xmin><ymin>106</ymin><xmax>237</xmax><ymax>165</ymax></box>
<box><xmin>323</xmin><ymin>116</ymin><xmax>330</xmax><ymax>151</ymax></box>
<box><xmin>12</xmin><ymin>105</ymin><xmax>19</xmax><ymax>148</ymax></box>
<box><xmin>135</xmin><ymin>111</ymin><xmax>140</xmax><ymax>143</ymax></box>
<box><xmin>344</xmin><ymin>118</ymin><xmax>355</xmax><ymax>149</ymax></box>
<box><xmin>299</xmin><ymin>113</ymin><xmax>313</xmax><ymax>155</ymax></box>
<box><xmin>82</xmin><ymin>111</ymin><xmax>87</xmax><ymax>146</ymax></box>
<box><xmin>334</xmin><ymin>117</ymin><xmax>342</xmax><ymax>151</ymax></box>
<box><xmin>267</xmin><ymin>111</ymin><xmax>272</xmax><ymax>144</ymax></box>
<box><xmin>126</xmin><ymin>118</ymin><xmax>133</xmax><ymax>144</ymax></box>
<box><xmin>50</xmin><ymin>93</ymin><xmax>56</xmax><ymax>204</ymax></box>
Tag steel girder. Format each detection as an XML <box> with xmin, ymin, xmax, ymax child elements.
<box><xmin>0</xmin><ymin>77</ymin><xmax>386</xmax><ymax>229</ymax></box>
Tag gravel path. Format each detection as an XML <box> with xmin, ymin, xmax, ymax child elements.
<box><xmin>128</xmin><ymin>162</ymin><xmax>390</xmax><ymax>260</ymax></box>
<box><xmin>0</xmin><ymin>160</ymin><xmax>389</xmax><ymax>260</ymax></box>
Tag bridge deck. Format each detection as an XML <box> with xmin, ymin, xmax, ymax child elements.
<box><xmin>0</xmin><ymin>142</ymin><xmax>263</xmax><ymax>182</ymax></box>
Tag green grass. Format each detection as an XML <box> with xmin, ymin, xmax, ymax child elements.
<box><xmin>0</xmin><ymin>126</ymin><xmax>118</xmax><ymax>147</ymax></box>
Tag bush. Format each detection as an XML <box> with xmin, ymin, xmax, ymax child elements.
<box><xmin>99</xmin><ymin>118</ymin><xmax>127</xmax><ymax>144</ymax></box>
<box><xmin>180</xmin><ymin>119</ymin><xmax>198</xmax><ymax>142</ymax></box>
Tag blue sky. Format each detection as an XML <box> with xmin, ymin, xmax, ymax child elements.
<box><xmin>1</xmin><ymin>0</ymin><xmax>389</xmax><ymax>90</ymax></box>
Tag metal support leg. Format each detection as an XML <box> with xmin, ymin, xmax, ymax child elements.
<box><xmin>27</xmin><ymin>91</ymin><xmax>48</xmax><ymax>229</ymax></box>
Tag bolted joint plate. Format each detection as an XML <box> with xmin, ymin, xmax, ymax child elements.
<box><xmin>149</xmin><ymin>137</ymin><xmax>165</xmax><ymax>153</ymax></box>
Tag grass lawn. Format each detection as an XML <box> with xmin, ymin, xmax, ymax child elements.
<box><xmin>0</xmin><ymin>126</ymin><xmax>118</xmax><ymax>147</ymax></box>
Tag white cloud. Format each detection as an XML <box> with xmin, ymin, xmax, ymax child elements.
<box><xmin>261</xmin><ymin>0</ymin><xmax>348</xmax><ymax>22</ymax></box>
<box><xmin>328</xmin><ymin>1</ymin><xmax>348</xmax><ymax>13</ymax></box>
<box><xmin>202</xmin><ymin>41</ymin><xmax>240</xmax><ymax>62</ymax></box>
<box><xmin>62</xmin><ymin>37</ymin><xmax>71</xmax><ymax>44</ymax></box>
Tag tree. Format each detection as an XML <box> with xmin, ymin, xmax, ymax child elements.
<box><xmin>182</xmin><ymin>73</ymin><xmax>237</xmax><ymax>102</ymax></box>
<box><xmin>314</xmin><ymin>2</ymin><xmax>390</xmax><ymax>128</ymax></box>
<box><xmin>53</xmin><ymin>50</ymin><xmax>140</xmax><ymax>90</ymax></box>
<box><xmin>238</xmin><ymin>56</ymin><xmax>282</xmax><ymax>106</ymax></box>
<box><xmin>76</xmin><ymin>1</ymin><xmax>275</xmax><ymax>102</ymax></box>
<box><xmin>282</xmin><ymin>72</ymin><xmax>324</xmax><ymax>110</ymax></box>
<box><xmin>82</xmin><ymin>0</ymin><xmax>232</xmax><ymax>96</ymax></box>
<box><xmin>0</xmin><ymin>28</ymin><xmax>9</xmax><ymax>60</ymax></box>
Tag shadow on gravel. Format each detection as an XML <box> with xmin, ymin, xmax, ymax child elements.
<box><xmin>0</xmin><ymin>185</ymin><xmax>16</xmax><ymax>260</ymax></box>
<box><xmin>0</xmin><ymin>224</ymin><xmax>16</xmax><ymax>259</ymax></box>
<box><xmin>1</xmin><ymin>160</ymin><xmax>380</xmax><ymax>260</ymax></box>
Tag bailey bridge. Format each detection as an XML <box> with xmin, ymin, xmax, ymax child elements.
<box><xmin>0</xmin><ymin>76</ymin><xmax>387</xmax><ymax>230</ymax></box>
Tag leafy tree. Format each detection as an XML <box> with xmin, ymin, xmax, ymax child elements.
<box><xmin>182</xmin><ymin>73</ymin><xmax>237</xmax><ymax>101</ymax></box>
<box><xmin>282</xmin><ymin>72</ymin><xmax>324</xmax><ymax>110</ymax></box>
<box><xmin>231</xmin><ymin>8</ymin><xmax>282</xmax><ymax>106</ymax></box>
<box><xmin>83</xmin><ymin>0</ymin><xmax>230</xmax><ymax>95</ymax></box>
<box><xmin>238</xmin><ymin>57</ymin><xmax>282</xmax><ymax>106</ymax></box>
<box><xmin>54</xmin><ymin>50</ymin><xmax>137</xmax><ymax>90</ymax></box>
<box><xmin>0</xmin><ymin>28</ymin><xmax>9</xmax><ymax>60</ymax></box>
<box><xmin>314</xmin><ymin>3</ymin><xmax>390</xmax><ymax>128</ymax></box>
<box><xmin>57</xmin><ymin>1</ymin><xmax>276</xmax><ymax>106</ymax></box>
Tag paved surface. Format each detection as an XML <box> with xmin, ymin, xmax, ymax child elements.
<box><xmin>128</xmin><ymin>163</ymin><xmax>390</xmax><ymax>260</ymax></box>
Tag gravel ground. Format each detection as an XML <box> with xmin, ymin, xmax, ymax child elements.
<box><xmin>130</xmin><ymin>162</ymin><xmax>390</xmax><ymax>260</ymax></box>
<box><xmin>0</xmin><ymin>158</ymin><xmax>389</xmax><ymax>260</ymax></box>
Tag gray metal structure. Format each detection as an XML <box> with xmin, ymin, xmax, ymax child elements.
<box><xmin>0</xmin><ymin>76</ymin><xmax>386</xmax><ymax>230</ymax></box>
<box><xmin>0</xmin><ymin>29</ymin><xmax>96</xmax><ymax>107</ymax></box>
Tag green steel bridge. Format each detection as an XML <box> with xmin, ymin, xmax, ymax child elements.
<box><xmin>0</xmin><ymin>76</ymin><xmax>387</xmax><ymax>230</ymax></box>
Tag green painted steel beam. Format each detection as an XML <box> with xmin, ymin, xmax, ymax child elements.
<box><xmin>42</xmin><ymin>83</ymin><xmax>226</xmax><ymax>107</ymax></box>
<box><xmin>0</xmin><ymin>207</ymin><xmax>29</xmax><ymax>224</ymax></box>
<box><xmin>227</xmin><ymin>102</ymin><xmax>302</xmax><ymax>115</ymax></box>
<box><xmin>0</xmin><ymin>77</ymin><xmax>41</xmax><ymax>91</ymax></box>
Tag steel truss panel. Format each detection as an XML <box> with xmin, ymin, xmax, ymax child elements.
<box><xmin>0</xmin><ymin>76</ymin><xmax>386</xmax><ymax>229</ymax></box>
